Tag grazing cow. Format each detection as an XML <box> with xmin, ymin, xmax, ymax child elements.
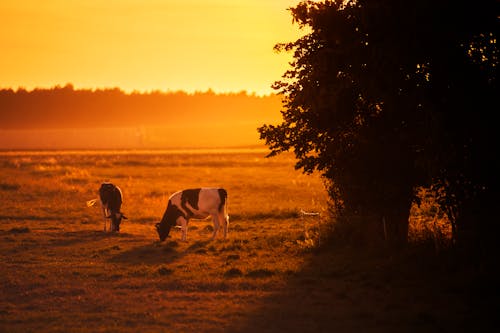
<box><xmin>99</xmin><ymin>182</ymin><xmax>127</xmax><ymax>232</ymax></box>
<box><xmin>156</xmin><ymin>188</ymin><xmax>229</xmax><ymax>242</ymax></box>
<box><xmin>87</xmin><ymin>182</ymin><xmax>127</xmax><ymax>232</ymax></box>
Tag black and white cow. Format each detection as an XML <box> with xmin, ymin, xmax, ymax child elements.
<box><xmin>156</xmin><ymin>188</ymin><xmax>229</xmax><ymax>242</ymax></box>
<box><xmin>88</xmin><ymin>182</ymin><xmax>127</xmax><ymax>232</ymax></box>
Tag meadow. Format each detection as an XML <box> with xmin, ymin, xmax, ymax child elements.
<box><xmin>0</xmin><ymin>149</ymin><xmax>481</xmax><ymax>332</ymax></box>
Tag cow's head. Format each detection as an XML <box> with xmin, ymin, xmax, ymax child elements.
<box><xmin>109</xmin><ymin>212</ymin><xmax>127</xmax><ymax>232</ymax></box>
<box><xmin>155</xmin><ymin>221</ymin><xmax>172</xmax><ymax>242</ymax></box>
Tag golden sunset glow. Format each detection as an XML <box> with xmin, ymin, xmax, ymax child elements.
<box><xmin>0</xmin><ymin>0</ymin><xmax>303</xmax><ymax>95</ymax></box>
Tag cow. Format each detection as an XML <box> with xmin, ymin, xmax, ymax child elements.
<box><xmin>155</xmin><ymin>188</ymin><xmax>229</xmax><ymax>242</ymax></box>
<box><xmin>87</xmin><ymin>182</ymin><xmax>127</xmax><ymax>232</ymax></box>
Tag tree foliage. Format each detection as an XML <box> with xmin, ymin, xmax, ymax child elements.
<box><xmin>259</xmin><ymin>0</ymin><xmax>499</xmax><ymax>249</ymax></box>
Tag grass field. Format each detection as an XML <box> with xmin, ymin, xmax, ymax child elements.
<box><xmin>0</xmin><ymin>149</ymin><xmax>486</xmax><ymax>332</ymax></box>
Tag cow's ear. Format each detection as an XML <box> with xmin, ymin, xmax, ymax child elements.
<box><xmin>122</xmin><ymin>214</ymin><xmax>128</xmax><ymax>220</ymax></box>
<box><xmin>155</xmin><ymin>223</ymin><xmax>160</xmax><ymax>230</ymax></box>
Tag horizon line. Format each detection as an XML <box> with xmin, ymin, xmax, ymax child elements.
<box><xmin>0</xmin><ymin>83</ymin><xmax>278</xmax><ymax>97</ymax></box>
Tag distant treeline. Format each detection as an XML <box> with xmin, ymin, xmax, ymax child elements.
<box><xmin>0</xmin><ymin>84</ymin><xmax>282</xmax><ymax>129</ymax></box>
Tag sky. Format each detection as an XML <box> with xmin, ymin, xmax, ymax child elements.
<box><xmin>0</xmin><ymin>0</ymin><xmax>305</xmax><ymax>96</ymax></box>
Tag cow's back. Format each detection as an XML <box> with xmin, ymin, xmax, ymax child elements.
<box><xmin>99</xmin><ymin>183</ymin><xmax>122</xmax><ymax>211</ymax></box>
<box><xmin>197</xmin><ymin>188</ymin><xmax>226</xmax><ymax>214</ymax></box>
<box><xmin>168</xmin><ymin>187</ymin><xmax>226</xmax><ymax>217</ymax></box>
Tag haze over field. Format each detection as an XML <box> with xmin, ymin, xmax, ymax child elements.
<box><xmin>0</xmin><ymin>1</ymin><xmax>304</xmax><ymax>150</ymax></box>
<box><xmin>0</xmin><ymin>86</ymin><xmax>283</xmax><ymax>149</ymax></box>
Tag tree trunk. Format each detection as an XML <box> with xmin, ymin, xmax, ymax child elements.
<box><xmin>382</xmin><ymin>210</ymin><xmax>410</xmax><ymax>246</ymax></box>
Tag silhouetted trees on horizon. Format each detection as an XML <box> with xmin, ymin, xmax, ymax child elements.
<box><xmin>0</xmin><ymin>84</ymin><xmax>281</xmax><ymax>129</ymax></box>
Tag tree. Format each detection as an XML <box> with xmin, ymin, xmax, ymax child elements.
<box><xmin>259</xmin><ymin>0</ymin><xmax>499</xmax><ymax>249</ymax></box>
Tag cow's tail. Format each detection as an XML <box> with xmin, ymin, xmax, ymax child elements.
<box><xmin>86</xmin><ymin>198</ymin><xmax>99</xmax><ymax>207</ymax></box>
<box><xmin>218</xmin><ymin>188</ymin><xmax>229</xmax><ymax>220</ymax></box>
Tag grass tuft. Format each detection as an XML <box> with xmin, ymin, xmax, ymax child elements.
<box><xmin>9</xmin><ymin>227</ymin><xmax>31</xmax><ymax>234</ymax></box>
<box><xmin>226</xmin><ymin>254</ymin><xmax>240</xmax><ymax>261</ymax></box>
<box><xmin>224</xmin><ymin>268</ymin><xmax>244</xmax><ymax>278</ymax></box>
<box><xmin>158</xmin><ymin>266</ymin><xmax>174</xmax><ymax>276</ymax></box>
<box><xmin>246</xmin><ymin>268</ymin><xmax>275</xmax><ymax>278</ymax></box>
<box><xmin>0</xmin><ymin>182</ymin><xmax>20</xmax><ymax>191</ymax></box>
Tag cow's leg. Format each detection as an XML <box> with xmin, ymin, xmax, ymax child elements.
<box><xmin>110</xmin><ymin>215</ymin><xmax>116</xmax><ymax>232</ymax></box>
<box><xmin>111</xmin><ymin>213</ymin><xmax>120</xmax><ymax>232</ymax></box>
<box><xmin>221</xmin><ymin>212</ymin><xmax>229</xmax><ymax>239</ymax></box>
<box><xmin>101</xmin><ymin>207</ymin><xmax>108</xmax><ymax>232</ymax></box>
<box><xmin>211</xmin><ymin>214</ymin><xmax>220</xmax><ymax>240</ymax></box>
<box><xmin>101</xmin><ymin>200</ymin><xmax>111</xmax><ymax>232</ymax></box>
<box><xmin>179</xmin><ymin>217</ymin><xmax>188</xmax><ymax>241</ymax></box>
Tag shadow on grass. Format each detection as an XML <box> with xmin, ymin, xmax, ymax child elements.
<box><xmin>108</xmin><ymin>243</ymin><xmax>179</xmax><ymax>264</ymax></box>
<box><xmin>228</xmin><ymin>244</ymin><xmax>487</xmax><ymax>333</ymax></box>
<box><xmin>109</xmin><ymin>239</ymin><xmax>220</xmax><ymax>265</ymax></box>
<box><xmin>108</xmin><ymin>239</ymin><xmax>212</xmax><ymax>265</ymax></box>
<box><xmin>48</xmin><ymin>230</ymin><xmax>134</xmax><ymax>247</ymax></box>
<box><xmin>0</xmin><ymin>215</ymin><xmax>55</xmax><ymax>221</ymax></box>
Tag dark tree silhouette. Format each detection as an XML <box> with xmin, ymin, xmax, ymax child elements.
<box><xmin>0</xmin><ymin>85</ymin><xmax>280</xmax><ymax>129</ymax></box>
<box><xmin>259</xmin><ymin>0</ymin><xmax>498</xmax><ymax>249</ymax></box>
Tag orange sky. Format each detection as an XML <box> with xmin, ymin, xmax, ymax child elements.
<box><xmin>0</xmin><ymin>0</ymin><xmax>304</xmax><ymax>96</ymax></box>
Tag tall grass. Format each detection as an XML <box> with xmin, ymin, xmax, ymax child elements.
<box><xmin>0</xmin><ymin>150</ymin><xmax>325</xmax><ymax>222</ymax></box>
<box><xmin>409</xmin><ymin>187</ymin><xmax>453</xmax><ymax>251</ymax></box>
